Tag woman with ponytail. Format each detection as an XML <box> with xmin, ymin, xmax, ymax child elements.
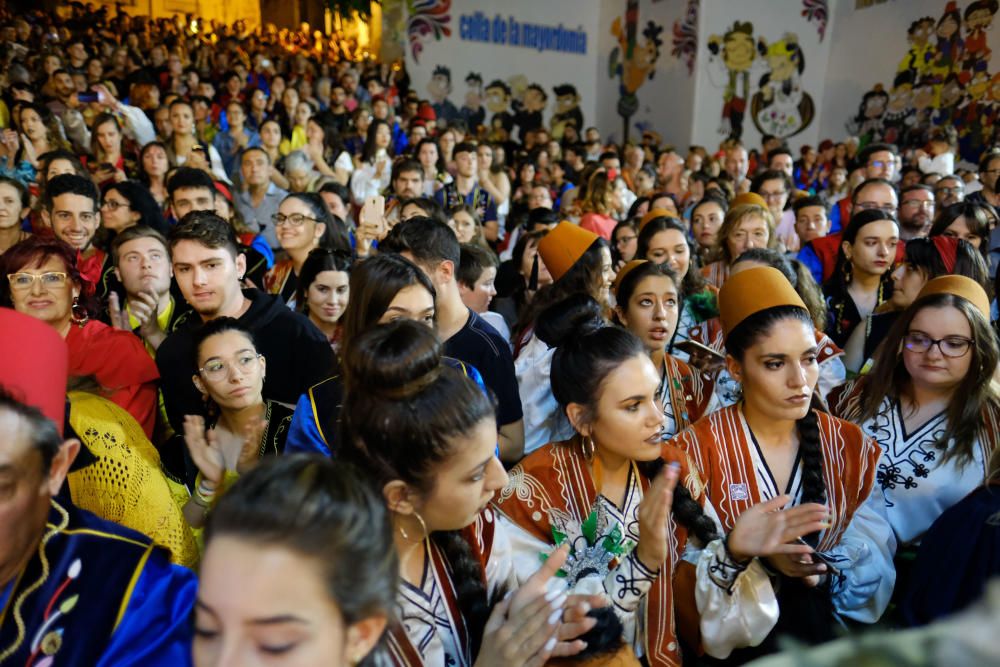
<box><xmin>687</xmin><ymin>248</ymin><xmax>847</xmax><ymax>407</ymax></box>
<box><xmin>339</xmin><ymin>320</ymin><xmax>598</xmax><ymax>666</ymax></box>
<box><xmin>613</xmin><ymin>260</ymin><xmax>715</xmax><ymax>439</ymax></box>
<box><xmin>670</xmin><ymin>266</ymin><xmax>895</xmax><ymax>663</ymax></box>
<box><xmin>496</xmin><ymin>298</ymin><xmax>829</xmax><ymax>665</ymax></box>
<box><xmin>830</xmin><ymin>275</ymin><xmax>1000</xmax><ymax>605</ymax></box>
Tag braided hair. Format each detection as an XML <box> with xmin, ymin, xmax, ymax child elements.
<box><xmin>725</xmin><ymin>304</ymin><xmax>827</xmax><ymax>546</ymax></box>
<box><xmin>338</xmin><ymin>320</ymin><xmax>497</xmax><ymax>658</ymax></box>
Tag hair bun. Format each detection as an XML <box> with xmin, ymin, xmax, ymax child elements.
<box><xmin>536</xmin><ymin>294</ymin><xmax>604</xmax><ymax>348</ymax></box>
<box><xmin>343</xmin><ymin>320</ymin><xmax>444</xmax><ymax>399</ymax></box>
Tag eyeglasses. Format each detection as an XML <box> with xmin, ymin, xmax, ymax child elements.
<box><xmin>760</xmin><ymin>190</ymin><xmax>787</xmax><ymax>200</ymax></box>
<box><xmin>7</xmin><ymin>272</ymin><xmax>67</xmax><ymax>290</ymax></box>
<box><xmin>855</xmin><ymin>201</ymin><xmax>898</xmax><ymax>216</ymax></box>
<box><xmin>199</xmin><ymin>353</ymin><xmax>262</xmax><ymax>381</ymax></box>
<box><xmin>271</xmin><ymin>213</ymin><xmax>320</xmax><ymax>227</ymax></box>
<box><xmin>101</xmin><ymin>199</ymin><xmax>129</xmax><ymax>211</ymax></box>
<box><xmin>903</xmin><ymin>331</ymin><xmax>974</xmax><ymax>358</ymax></box>
<box><xmin>901</xmin><ymin>199</ymin><xmax>935</xmax><ymax>209</ymax></box>
<box><xmin>869</xmin><ymin>160</ymin><xmax>891</xmax><ymax>169</ymax></box>
<box><xmin>616</xmin><ymin>234</ymin><xmax>637</xmax><ymax>245</ymax></box>
<box><xmin>935</xmin><ymin>186</ymin><xmax>964</xmax><ymax>195</ymax></box>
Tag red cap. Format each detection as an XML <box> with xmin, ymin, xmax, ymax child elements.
<box><xmin>417</xmin><ymin>103</ymin><xmax>436</xmax><ymax>122</ymax></box>
<box><xmin>214</xmin><ymin>181</ymin><xmax>234</xmax><ymax>204</ymax></box>
<box><xmin>0</xmin><ymin>309</ymin><xmax>69</xmax><ymax>435</ymax></box>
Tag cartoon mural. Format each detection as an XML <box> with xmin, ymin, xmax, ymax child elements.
<box><xmin>461</xmin><ymin>72</ymin><xmax>485</xmax><ymax>131</ymax></box>
<box><xmin>609</xmin><ymin>0</ymin><xmax>665</xmax><ymax>141</ymax></box>
<box><xmin>428</xmin><ymin>65</ymin><xmax>460</xmax><ymax>125</ymax></box>
<box><xmin>845</xmin><ymin>0</ymin><xmax>998</xmax><ymax>160</ymax></box>
<box><xmin>751</xmin><ymin>33</ymin><xmax>815</xmax><ymax>138</ymax></box>
<box><xmin>707</xmin><ymin>21</ymin><xmax>758</xmax><ymax>140</ymax></box>
<box><xmin>671</xmin><ymin>0</ymin><xmax>699</xmax><ymax>76</ymax></box>
<box><xmin>551</xmin><ymin>84</ymin><xmax>584</xmax><ymax>140</ymax></box>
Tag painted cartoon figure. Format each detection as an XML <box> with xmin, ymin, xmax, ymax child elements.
<box><xmin>461</xmin><ymin>72</ymin><xmax>485</xmax><ymax>132</ymax></box>
<box><xmin>707</xmin><ymin>21</ymin><xmax>756</xmax><ymax>140</ymax></box>
<box><xmin>608</xmin><ymin>0</ymin><xmax>664</xmax><ymax>140</ymax></box>
<box><xmin>751</xmin><ymin>32</ymin><xmax>814</xmax><ymax>138</ymax></box>
<box><xmin>484</xmin><ymin>79</ymin><xmax>514</xmax><ymax>140</ymax></box>
<box><xmin>427</xmin><ymin>65</ymin><xmax>459</xmax><ymax>125</ymax></box>
<box><xmin>846</xmin><ymin>84</ymin><xmax>889</xmax><ymax>145</ymax></box>
<box><xmin>882</xmin><ymin>70</ymin><xmax>916</xmax><ymax>146</ymax></box>
<box><xmin>515</xmin><ymin>83</ymin><xmax>547</xmax><ymax>139</ymax></box>
<box><xmin>930</xmin><ymin>2</ymin><xmax>964</xmax><ymax>82</ymax></box>
<box><xmin>960</xmin><ymin>0</ymin><xmax>998</xmax><ymax>85</ymax></box>
<box><xmin>898</xmin><ymin>16</ymin><xmax>935</xmax><ymax>80</ymax></box>
<box><xmin>551</xmin><ymin>84</ymin><xmax>584</xmax><ymax>141</ymax></box>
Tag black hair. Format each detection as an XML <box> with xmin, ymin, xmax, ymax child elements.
<box><xmin>168</xmin><ymin>210</ymin><xmax>239</xmax><ymax>257</ymax></box>
<box><xmin>296</xmin><ymin>247</ymin><xmax>353</xmax><ymax>315</ymax></box>
<box><xmin>544</xmin><ymin>299</ymin><xmax>719</xmax><ymax>547</ymax></box>
<box><xmin>167</xmin><ymin>166</ymin><xmax>217</xmax><ymax>200</ymax></box>
<box><xmin>318</xmin><ymin>181</ymin><xmax>351</xmax><ymax>206</ymax></box>
<box><xmin>613</xmin><ymin>261</ymin><xmax>681</xmax><ymax>325</ymax></box>
<box><xmin>930</xmin><ymin>201</ymin><xmax>993</xmax><ymax>265</ymax></box>
<box><xmin>527</xmin><ymin>207</ymin><xmax>558</xmax><ymax>231</ymax></box>
<box><xmin>44</xmin><ymin>173</ymin><xmax>98</xmax><ymax>212</ymax></box>
<box><xmin>341</xmin><ymin>254</ymin><xmax>436</xmax><ymax>353</ymax></box>
<box><xmin>792</xmin><ymin>195</ymin><xmax>828</xmax><ymax>216</ymax></box>
<box><xmin>191</xmin><ymin>316</ymin><xmax>257</xmax><ymax>372</ymax></box>
<box><xmin>636</xmin><ymin>215</ymin><xmax>707</xmax><ymax>296</ymax></box>
<box><xmin>392</xmin><ymin>157</ymin><xmax>424</xmax><ymax>182</ymax></box>
<box><xmin>827</xmin><ymin>209</ymin><xmax>899</xmax><ymax>293</ymax></box>
<box><xmin>453</xmin><ymin>142</ymin><xmax>477</xmax><ymax>157</ymax></box>
<box><xmin>457</xmin><ymin>243</ymin><xmax>499</xmax><ymax>288</ymax></box>
<box><xmin>104</xmin><ymin>180</ymin><xmax>170</xmax><ymax>236</ymax></box>
<box><xmin>338</xmin><ymin>320</ymin><xmax>496</xmax><ymax>658</ymax></box>
<box><xmin>280</xmin><ymin>192</ymin><xmax>352</xmax><ymax>254</ymax></box>
<box><xmin>902</xmin><ymin>237</ymin><xmax>989</xmax><ymax>292</ymax></box>
<box><xmin>725</xmin><ymin>305</ymin><xmax>826</xmax><ymax>544</ymax></box>
<box><xmin>553</xmin><ymin>83</ymin><xmax>578</xmax><ymax>97</ymax></box>
<box><xmin>360</xmin><ymin>119</ymin><xmax>394</xmax><ymax>164</ymax></box>
<box><xmin>750</xmin><ymin>169</ymin><xmax>792</xmax><ymax>197</ymax></box>
<box><xmin>381</xmin><ymin>215</ymin><xmax>460</xmax><ymax>267</ymax></box>
<box><xmin>0</xmin><ymin>385</ymin><xmax>63</xmax><ymax>473</ymax></box>
<box><xmin>857</xmin><ymin>142</ymin><xmax>897</xmax><ymax>166</ymax></box>
<box><xmin>205</xmin><ymin>454</ymin><xmax>397</xmax><ymax>664</ymax></box>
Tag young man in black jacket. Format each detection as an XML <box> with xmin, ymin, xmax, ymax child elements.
<box><xmin>157</xmin><ymin>212</ymin><xmax>333</xmax><ymax>481</ymax></box>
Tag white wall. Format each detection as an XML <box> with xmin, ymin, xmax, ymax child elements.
<box><xmin>403</xmin><ymin>0</ymin><xmax>603</xmax><ymax>133</ymax></box>
<box><xmin>691</xmin><ymin>0</ymin><xmax>834</xmax><ymax>152</ymax></box>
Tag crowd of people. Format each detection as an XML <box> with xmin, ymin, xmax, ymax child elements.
<box><xmin>3</xmin><ymin>5</ymin><xmax>1000</xmax><ymax>667</ymax></box>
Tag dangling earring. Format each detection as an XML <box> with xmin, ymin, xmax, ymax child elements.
<box><xmin>70</xmin><ymin>296</ymin><xmax>89</xmax><ymax>326</ymax></box>
<box><xmin>398</xmin><ymin>511</ymin><xmax>428</xmax><ymax>542</ymax></box>
<box><xmin>581</xmin><ymin>434</ymin><xmax>595</xmax><ymax>460</ymax></box>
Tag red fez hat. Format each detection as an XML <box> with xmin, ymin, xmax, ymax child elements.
<box><xmin>0</xmin><ymin>309</ymin><xmax>69</xmax><ymax>434</ymax></box>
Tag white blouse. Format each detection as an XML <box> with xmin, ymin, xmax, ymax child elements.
<box><xmin>858</xmin><ymin>396</ymin><xmax>987</xmax><ymax>546</ymax></box>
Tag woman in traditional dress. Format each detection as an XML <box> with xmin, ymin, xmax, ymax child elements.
<box><xmin>699</xmin><ymin>193</ymin><xmax>777</xmax><ymax>289</ymax></box>
<box><xmin>671</xmin><ymin>266</ymin><xmax>895</xmax><ymax>662</ymax></box>
<box><xmin>830</xmin><ymin>275</ymin><xmax>1000</xmax><ymax>600</ymax></box>
<box><xmin>842</xmin><ymin>236</ymin><xmax>988</xmax><ymax>374</ymax></box>
<box><xmin>513</xmin><ymin>222</ymin><xmax>614</xmax><ymax>454</ymax></box>
<box><xmin>339</xmin><ymin>320</ymin><xmax>598</xmax><ymax>666</ymax></box>
<box><xmin>194</xmin><ymin>455</ymin><xmax>396</xmax><ymax>666</ymax></box>
<box><xmin>614</xmin><ymin>260</ymin><xmax>714</xmax><ymax>438</ymax></box>
<box><xmin>823</xmin><ymin>209</ymin><xmax>899</xmax><ymax>348</ymax></box>
<box><xmin>634</xmin><ymin>211</ymin><xmax>718</xmax><ymax>359</ymax></box>
<box><xmin>496</xmin><ymin>299</ymin><xmax>831</xmax><ymax>665</ymax></box>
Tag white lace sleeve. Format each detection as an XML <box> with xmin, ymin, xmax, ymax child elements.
<box><xmin>825</xmin><ymin>487</ymin><xmax>896</xmax><ymax>623</ymax></box>
<box><xmin>693</xmin><ymin>539</ymin><xmax>779</xmax><ymax>659</ymax></box>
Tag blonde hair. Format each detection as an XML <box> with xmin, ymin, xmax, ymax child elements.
<box><xmin>714</xmin><ymin>203</ymin><xmax>777</xmax><ymax>264</ymax></box>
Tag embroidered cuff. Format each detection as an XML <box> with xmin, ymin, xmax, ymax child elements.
<box><xmin>706</xmin><ymin>539</ymin><xmax>750</xmax><ymax>595</ymax></box>
<box><xmin>609</xmin><ymin>551</ymin><xmax>658</xmax><ymax>612</ymax></box>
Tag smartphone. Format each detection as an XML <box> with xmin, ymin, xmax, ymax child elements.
<box><xmin>361</xmin><ymin>195</ymin><xmax>386</xmax><ymax>233</ymax></box>
<box><xmin>77</xmin><ymin>92</ymin><xmax>99</xmax><ymax>104</ymax></box>
<box><xmin>673</xmin><ymin>339</ymin><xmax>726</xmax><ymax>360</ymax></box>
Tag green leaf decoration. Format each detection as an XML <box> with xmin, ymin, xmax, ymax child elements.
<box><xmin>581</xmin><ymin>510</ymin><xmax>598</xmax><ymax>546</ymax></box>
<box><xmin>602</xmin><ymin>524</ymin><xmax>623</xmax><ymax>553</ymax></box>
<box><xmin>59</xmin><ymin>594</ymin><xmax>79</xmax><ymax>614</ymax></box>
<box><xmin>551</xmin><ymin>527</ymin><xmax>567</xmax><ymax>546</ymax></box>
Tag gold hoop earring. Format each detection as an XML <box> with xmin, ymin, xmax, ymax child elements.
<box><xmin>398</xmin><ymin>511</ymin><xmax>428</xmax><ymax>542</ymax></box>
<box><xmin>581</xmin><ymin>435</ymin><xmax>595</xmax><ymax>460</ymax></box>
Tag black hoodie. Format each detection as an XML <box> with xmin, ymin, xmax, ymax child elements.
<box><xmin>157</xmin><ymin>289</ymin><xmax>334</xmax><ymax>439</ymax></box>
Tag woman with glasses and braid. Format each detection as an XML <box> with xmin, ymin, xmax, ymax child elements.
<box><xmin>831</xmin><ymin>275</ymin><xmax>1000</xmax><ymax>603</ymax></box>
<box><xmin>263</xmin><ymin>192</ymin><xmax>352</xmax><ymax>307</ymax></box>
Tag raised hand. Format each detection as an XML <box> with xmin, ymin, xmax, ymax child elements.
<box><xmin>725</xmin><ymin>495</ymin><xmax>830</xmax><ymax>563</ymax></box>
<box><xmin>635</xmin><ymin>462</ymin><xmax>681</xmax><ymax>571</ymax></box>
<box><xmin>234</xmin><ymin>417</ymin><xmax>267</xmax><ymax>473</ymax></box>
<box><xmin>183</xmin><ymin>415</ymin><xmax>225</xmax><ymax>486</ymax></box>
<box><xmin>106</xmin><ymin>292</ymin><xmax>131</xmax><ymax>331</ymax></box>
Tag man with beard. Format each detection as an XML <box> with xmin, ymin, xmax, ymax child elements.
<box><xmin>897</xmin><ymin>184</ymin><xmax>936</xmax><ymax>241</ymax></box>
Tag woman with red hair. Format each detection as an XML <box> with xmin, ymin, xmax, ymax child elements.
<box><xmin>1</xmin><ymin>236</ymin><xmax>159</xmax><ymax>436</ymax></box>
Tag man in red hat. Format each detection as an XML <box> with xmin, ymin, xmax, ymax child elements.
<box><xmin>0</xmin><ymin>309</ymin><xmax>195</xmax><ymax>665</ymax></box>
